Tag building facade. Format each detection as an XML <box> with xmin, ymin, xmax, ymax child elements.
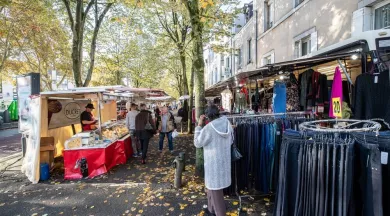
<box><xmin>204</xmin><ymin>13</ymin><xmax>246</xmax><ymax>88</ymax></box>
<box><xmin>254</xmin><ymin>0</ymin><xmax>390</xmax><ymax>65</ymax></box>
<box><xmin>232</xmin><ymin>2</ymin><xmax>257</xmax><ymax>75</ymax></box>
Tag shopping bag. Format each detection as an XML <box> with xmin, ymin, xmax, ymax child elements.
<box><xmin>172</xmin><ymin>130</ymin><xmax>179</xmax><ymax>138</ymax></box>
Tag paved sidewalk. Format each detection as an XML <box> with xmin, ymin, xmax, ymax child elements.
<box><xmin>0</xmin><ymin>128</ymin><xmax>22</xmax><ymax>158</ymax></box>
<box><xmin>0</xmin><ymin>133</ymin><xmax>273</xmax><ymax>216</ymax></box>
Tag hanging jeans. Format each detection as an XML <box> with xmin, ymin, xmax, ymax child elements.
<box><xmin>353</xmin><ymin>133</ymin><xmax>385</xmax><ymax>216</ymax></box>
<box><xmin>275</xmin><ymin>131</ymin><xmax>355</xmax><ymax>216</ymax></box>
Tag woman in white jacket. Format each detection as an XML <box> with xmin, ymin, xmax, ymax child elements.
<box><xmin>194</xmin><ymin>105</ymin><xmax>233</xmax><ymax>216</ymax></box>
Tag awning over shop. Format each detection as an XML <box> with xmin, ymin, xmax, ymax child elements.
<box><xmin>41</xmin><ymin>86</ymin><xmax>170</xmax><ymax>100</ymax></box>
<box><xmin>205</xmin><ymin>52</ymin><xmax>361</xmax><ymax>97</ymax></box>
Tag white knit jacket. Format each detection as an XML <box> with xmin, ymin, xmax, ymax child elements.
<box><xmin>194</xmin><ymin>116</ymin><xmax>233</xmax><ymax>190</ymax></box>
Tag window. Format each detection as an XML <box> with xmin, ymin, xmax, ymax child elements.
<box><xmin>264</xmin><ymin>1</ymin><xmax>274</xmax><ymax>31</ymax></box>
<box><xmin>247</xmin><ymin>39</ymin><xmax>252</xmax><ymax>63</ymax></box>
<box><xmin>226</xmin><ymin>57</ymin><xmax>230</xmax><ymax>69</ymax></box>
<box><xmin>262</xmin><ymin>51</ymin><xmax>274</xmax><ymax>66</ymax></box>
<box><xmin>295</xmin><ymin>0</ymin><xmax>304</xmax><ymax>7</ymax></box>
<box><xmin>294</xmin><ymin>35</ymin><xmax>312</xmax><ymax>58</ymax></box>
<box><xmin>375</xmin><ymin>3</ymin><xmax>390</xmax><ymax>29</ymax></box>
<box><xmin>264</xmin><ymin>56</ymin><xmax>272</xmax><ymax>65</ymax></box>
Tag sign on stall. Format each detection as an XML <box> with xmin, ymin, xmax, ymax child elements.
<box><xmin>48</xmin><ymin>99</ymin><xmax>89</xmax><ymax>129</ymax></box>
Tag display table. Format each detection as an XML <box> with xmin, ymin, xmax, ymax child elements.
<box><xmin>63</xmin><ymin>140</ymin><xmax>127</xmax><ymax>180</ymax></box>
<box><xmin>117</xmin><ymin>135</ymin><xmax>133</xmax><ymax>160</ymax></box>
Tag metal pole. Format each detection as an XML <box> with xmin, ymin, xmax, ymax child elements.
<box><xmin>97</xmin><ymin>93</ymin><xmax>103</xmax><ymax>140</ymax></box>
<box><xmin>337</xmin><ymin>59</ymin><xmax>353</xmax><ymax>85</ymax></box>
<box><xmin>172</xmin><ymin>156</ymin><xmax>184</xmax><ymax>188</ymax></box>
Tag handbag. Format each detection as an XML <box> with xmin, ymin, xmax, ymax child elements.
<box><xmin>231</xmin><ymin>144</ymin><xmax>242</xmax><ymax>162</ymax></box>
<box><xmin>230</xmin><ymin>128</ymin><xmax>242</xmax><ymax>161</ymax></box>
<box><xmin>144</xmin><ymin>113</ymin><xmax>153</xmax><ymax>130</ymax></box>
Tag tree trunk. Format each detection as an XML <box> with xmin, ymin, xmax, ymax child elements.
<box><xmin>62</xmin><ymin>0</ymin><xmax>111</xmax><ymax>87</ymax></box>
<box><xmin>72</xmin><ymin>0</ymin><xmax>84</xmax><ymax>87</ymax></box>
<box><xmin>83</xmin><ymin>3</ymin><xmax>112</xmax><ymax>87</ymax></box>
<box><xmin>184</xmin><ymin>0</ymin><xmax>205</xmax><ymax>178</ymax></box>
<box><xmin>187</xmin><ymin>65</ymin><xmax>194</xmax><ymax>134</ymax></box>
<box><xmin>179</xmin><ymin>49</ymin><xmax>189</xmax><ymax>95</ymax></box>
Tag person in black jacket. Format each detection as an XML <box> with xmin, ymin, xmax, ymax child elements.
<box><xmin>135</xmin><ymin>104</ymin><xmax>156</xmax><ymax>164</ymax></box>
<box><xmin>156</xmin><ymin>106</ymin><xmax>177</xmax><ymax>153</ymax></box>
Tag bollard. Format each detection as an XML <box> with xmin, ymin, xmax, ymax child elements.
<box><xmin>179</xmin><ymin>152</ymin><xmax>186</xmax><ymax>172</ymax></box>
<box><xmin>172</xmin><ymin>156</ymin><xmax>184</xmax><ymax>188</ymax></box>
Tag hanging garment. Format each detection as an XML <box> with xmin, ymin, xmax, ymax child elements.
<box><xmin>354</xmin><ymin>69</ymin><xmax>390</xmax><ymax>124</ymax></box>
<box><xmin>286</xmin><ymin>73</ymin><xmax>300</xmax><ymax>112</ymax></box>
<box><xmin>236</xmin><ymin>93</ymin><xmax>247</xmax><ymax>112</ymax></box>
<box><xmin>275</xmin><ymin>131</ymin><xmax>355</xmax><ymax>216</ymax></box>
<box><xmin>221</xmin><ymin>89</ymin><xmax>233</xmax><ymax>112</ymax></box>
<box><xmin>329</xmin><ymin>67</ymin><xmax>343</xmax><ymax>118</ymax></box>
<box><xmin>298</xmin><ymin>69</ymin><xmax>314</xmax><ymax>110</ymax></box>
<box><xmin>273</xmin><ymin>81</ymin><xmax>287</xmax><ymax>114</ymax></box>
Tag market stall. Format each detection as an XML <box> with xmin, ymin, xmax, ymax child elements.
<box><xmin>38</xmin><ymin>87</ymin><xmax>132</xmax><ymax>180</ymax></box>
<box><xmin>21</xmin><ymin>86</ymin><xmax>174</xmax><ymax>183</ymax></box>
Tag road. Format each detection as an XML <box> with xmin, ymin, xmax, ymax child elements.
<box><xmin>0</xmin><ymin>134</ymin><xmax>273</xmax><ymax>216</ymax></box>
<box><xmin>0</xmin><ymin>129</ymin><xmax>22</xmax><ymax>158</ymax></box>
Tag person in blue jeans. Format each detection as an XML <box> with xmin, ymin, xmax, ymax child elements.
<box><xmin>156</xmin><ymin>106</ymin><xmax>177</xmax><ymax>154</ymax></box>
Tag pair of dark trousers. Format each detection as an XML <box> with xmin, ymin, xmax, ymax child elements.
<box><xmin>353</xmin><ymin>134</ymin><xmax>384</xmax><ymax>216</ymax></box>
<box><xmin>139</xmin><ymin>137</ymin><xmax>150</xmax><ymax>160</ymax></box>
<box><xmin>207</xmin><ymin>189</ymin><xmax>226</xmax><ymax>216</ymax></box>
<box><xmin>159</xmin><ymin>132</ymin><xmax>173</xmax><ymax>151</ymax></box>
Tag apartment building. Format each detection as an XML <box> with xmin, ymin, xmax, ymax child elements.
<box><xmin>254</xmin><ymin>0</ymin><xmax>390</xmax><ymax>66</ymax></box>
<box><xmin>233</xmin><ymin>2</ymin><xmax>257</xmax><ymax>75</ymax></box>
<box><xmin>204</xmin><ymin>14</ymin><xmax>246</xmax><ymax>88</ymax></box>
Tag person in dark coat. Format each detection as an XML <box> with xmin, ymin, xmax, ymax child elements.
<box><xmin>135</xmin><ymin>104</ymin><xmax>156</xmax><ymax>164</ymax></box>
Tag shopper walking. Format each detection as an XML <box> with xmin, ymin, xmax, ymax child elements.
<box><xmin>126</xmin><ymin>103</ymin><xmax>141</xmax><ymax>157</ymax></box>
<box><xmin>135</xmin><ymin>104</ymin><xmax>156</xmax><ymax>164</ymax></box>
<box><xmin>194</xmin><ymin>105</ymin><xmax>233</xmax><ymax>216</ymax></box>
<box><xmin>156</xmin><ymin>106</ymin><xmax>176</xmax><ymax>153</ymax></box>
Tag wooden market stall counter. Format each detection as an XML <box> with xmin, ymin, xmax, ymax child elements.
<box><xmin>63</xmin><ymin>134</ymin><xmax>132</xmax><ymax>180</ymax></box>
<box><xmin>39</xmin><ymin>88</ymin><xmax>130</xmax><ymax>175</ymax></box>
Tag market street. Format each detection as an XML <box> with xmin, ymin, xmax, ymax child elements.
<box><xmin>0</xmin><ymin>134</ymin><xmax>273</xmax><ymax>216</ymax></box>
<box><xmin>0</xmin><ymin>129</ymin><xmax>22</xmax><ymax>158</ymax></box>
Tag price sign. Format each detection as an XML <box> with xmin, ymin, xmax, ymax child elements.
<box><xmin>332</xmin><ymin>97</ymin><xmax>342</xmax><ymax>118</ymax></box>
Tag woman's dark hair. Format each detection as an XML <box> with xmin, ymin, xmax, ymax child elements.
<box><xmin>206</xmin><ymin>105</ymin><xmax>220</xmax><ymax>121</ymax></box>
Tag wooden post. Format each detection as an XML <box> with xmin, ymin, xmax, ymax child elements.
<box><xmin>97</xmin><ymin>93</ymin><xmax>103</xmax><ymax>140</ymax></box>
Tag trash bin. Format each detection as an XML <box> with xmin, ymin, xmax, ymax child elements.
<box><xmin>2</xmin><ymin>110</ymin><xmax>10</xmax><ymax>123</ymax></box>
<box><xmin>40</xmin><ymin>163</ymin><xmax>50</xmax><ymax>181</ymax></box>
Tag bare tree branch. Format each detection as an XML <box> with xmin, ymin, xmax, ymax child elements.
<box><xmin>62</xmin><ymin>0</ymin><xmax>74</xmax><ymax>31</ymax></box>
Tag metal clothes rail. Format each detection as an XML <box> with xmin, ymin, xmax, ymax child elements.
<box><xmin>229</xmin><ymin>111</ymin><xmax>312</xmax><ymax>214</ymax></box>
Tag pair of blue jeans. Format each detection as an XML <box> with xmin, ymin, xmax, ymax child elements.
<box><xmin>159</xmin><ymin>132</ymin><xmax>173</xmax><ymax>151</ymax></box>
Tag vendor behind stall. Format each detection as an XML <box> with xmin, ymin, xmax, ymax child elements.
<box><xmin>80</xmin><ymin>103</ymin><xmax>98</xmax><ymax>131</ymax></box>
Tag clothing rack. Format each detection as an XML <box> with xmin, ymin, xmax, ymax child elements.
<box><xmin>228</xmin><ymin>111</ymin><xmax>312</xmax><ymax>214</ymax></box>
<box><xmin>299</xmin><ymin>119</ymin><xmax>381</xmax><ymax>134</ymax></box>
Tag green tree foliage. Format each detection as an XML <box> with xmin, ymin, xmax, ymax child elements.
<box><xmin>61</xmin><ymin>0</ymin><xmax>113</xmax><ymax>87</ymax></box>
<box><xmin>0</xmin><ymin>0</ymin><xmax>71</xmax><ymax>90</ymax></box>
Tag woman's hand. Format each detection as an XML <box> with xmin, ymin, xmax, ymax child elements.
<box><xmin>198</xmin><ymin>115</ymin><xmax>206</xmax><ymax>127</ymax></box>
